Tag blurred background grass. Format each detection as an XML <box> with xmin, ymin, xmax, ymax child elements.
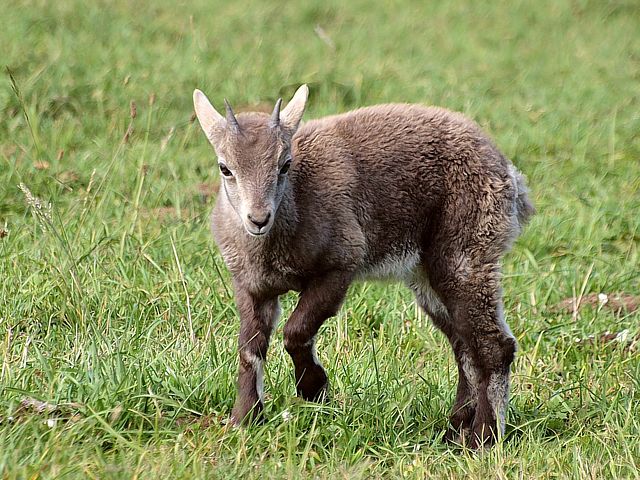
<box><xmin>1</xmin><ymin>0</ymin><xmax>639</xmax><ymax>478</ymax></box>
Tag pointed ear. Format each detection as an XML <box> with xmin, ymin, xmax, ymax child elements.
<box><xmin>280</xmin><ymin>84</ymin><xmax>308</xmax><ymax>134</ymax></box>
<box><xmin>193</xmin><ymin>89</ymin><xmax>224</xmax><ymax>143</ymax></box>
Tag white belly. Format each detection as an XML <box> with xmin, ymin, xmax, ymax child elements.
<box><xmin>358</xmin><ymin>249</ymin><xmax>421</xmax><ymax>281</ymax></box>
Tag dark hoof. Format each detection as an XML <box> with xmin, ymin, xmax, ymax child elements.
<box><xmin>296</xmin><ymin>367</ymin><xmax>329</xmax><ymax>402</ymax></box>
<box><xmin>444</xmin><ymin>426</ymin><xmax>470</xmax><ymax>447</ymax></box>
<box><xmin>444</xmin><ymin>407</ymin><xmax>476</xmax><ymax>447</ymax></box>
<box><xmin>230</xmin><ymin>400</ymin><xmax>264</xmax><ymax>426</ymax></box>
<box><xmin>468</xmin><ymin>421</ymin><xmax>497</xmax><ymax>450</ymax></box>
<box><xmin>300</xmin><ymin>381</ymin><xmax>329</xmax><ymax>403</ymax></box>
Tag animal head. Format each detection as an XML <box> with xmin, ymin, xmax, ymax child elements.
<box><xmin>193</xmin><ymin>85</ymin><xmax>309</xmax><ymax>236</ymax></box>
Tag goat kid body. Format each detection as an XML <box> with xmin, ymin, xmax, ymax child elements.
<box><xmin>194</xmin><ymin>87</ymin><xmax>534</xmax><ymax>449</ymax></box>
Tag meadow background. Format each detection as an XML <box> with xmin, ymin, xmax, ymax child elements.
<box><xmin>1</xmin><ymin>0</ymin><xmax>639</xmax><ymax>478</ymax></box>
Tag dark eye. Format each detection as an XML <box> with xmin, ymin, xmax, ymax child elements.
<box><xmin>219</xmin><ymin>163</ymin><xmax>233</xmax><ymax>177</ymax></box>
<box><xmin>279</xmin><ymin>160</ymin><xmax>291</xmax><ymax>175</ymax></box>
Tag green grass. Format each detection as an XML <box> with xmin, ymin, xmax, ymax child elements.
<box><xmin>1</xmin><ymin>0</ymin><xmax>639</xmax><ymax>477</ymax></box>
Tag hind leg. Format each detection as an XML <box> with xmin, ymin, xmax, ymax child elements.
<box><xmin>427</xmin><ymin>259</ymin><xmax>516</xmax><ymax>449</ymax></box>
<box><xmin>408</xmin><ymin>276</ymin><xmax>480</xmax><ymax>444</ymax></box>
<box><xmin>465</xmin><ymin>295</ymin><xmax>515</xmax><ymax>449</ymax></box>
<box><xmin>446</xmin><ymin>340</ymin><xmax>480</xmax><ymax>444</ymax></box>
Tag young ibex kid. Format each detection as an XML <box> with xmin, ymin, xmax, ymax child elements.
<box><xmin>193</xmin><ymin>85</ymin><xmax>534</xmax><ymax>449</ymax></box>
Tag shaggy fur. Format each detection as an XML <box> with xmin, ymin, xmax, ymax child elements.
<box><xmin>193</xmin><ymin>85</ymin><xmax>534</xmax><ymax>449</ymax></box>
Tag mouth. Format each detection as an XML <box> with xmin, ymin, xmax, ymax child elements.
<box><xmin>244</xmin><ymin>224</ymin><xmax>272</xmax><ymax>237</ymax></box>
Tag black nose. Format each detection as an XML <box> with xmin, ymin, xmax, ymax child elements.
<box><xmin>247</xmin><ymin>212</ymin><xmax>271</xmax><ymax>229</ymax></box>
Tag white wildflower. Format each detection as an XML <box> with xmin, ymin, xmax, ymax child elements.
<box><xmin>615</xmin><ymin>329</ymin><xmax>630</xmax><ymax>343</ymax></box>
<box><xmin>281</xmin><ymin>409</ymin><xmax>292</xmax><ymax>422</ymax></box>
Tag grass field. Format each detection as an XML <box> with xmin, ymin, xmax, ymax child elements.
<box><xmin>1</xmin><ymin>0</ymin><xmax>639</xmax><ymax>477</ymax></box>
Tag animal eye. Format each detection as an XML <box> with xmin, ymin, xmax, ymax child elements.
<box><xmin>219</xmin><ymin>164</ymin><xmax>233</xmax><ymax>177</ymax></box>
<box><xmin>279</xmin><ymin>160</ymin><xmax>291</xmax><ymax>175</ymax></box>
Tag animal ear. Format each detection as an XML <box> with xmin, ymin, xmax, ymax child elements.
<box><xmin>280</xmin><ymin>84</ymin><xmax>308</xmax><ymax>134</ymax></box>
<box><xmin>193</xmin><ymin>89</ymin><xmax>224</xmax><ymax>143</ymax></box>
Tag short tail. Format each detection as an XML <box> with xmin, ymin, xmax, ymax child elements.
<box><xmin>513</xmin><ymin>169</ymin><xmax>535</xmax><ymax>226</ymax></box>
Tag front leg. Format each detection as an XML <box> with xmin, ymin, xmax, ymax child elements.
<box><xmin>230</xmin><ymin>287</ymin><xmax>280</xmax><ymax>425</ymax></box>
<box><xmin>283</xmin><ymin>271</ymin><xmax>353</xmax><ymax>401</ymax></box>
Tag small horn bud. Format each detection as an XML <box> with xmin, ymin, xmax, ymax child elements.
<box><xmin>224</xmin><ymin>99</ymin><xmax>240</xmax><ymax>132</ymax></box>
<box><xmin>270</xmin><ymin>98</ymin><xmax>283</xmax><ymax>128</ymax></box>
